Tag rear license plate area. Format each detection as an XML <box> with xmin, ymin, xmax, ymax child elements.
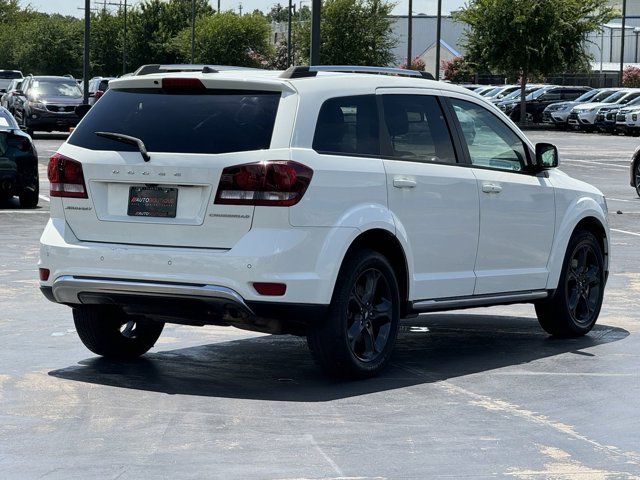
<box><xmin>127</xmin><ymin>186</ymin><xmax>178</xmax><ymax>218</ymax></box>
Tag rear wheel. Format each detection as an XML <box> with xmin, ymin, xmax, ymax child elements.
<box><xmin>73</xmin><ymin>306</ymin><xmax>165</xmax><ymax>359</ymax></box>
<box><xmin>19</xmin><ymin>186</ymin><xmax>39</xmax><ymax>209</ymax></box>
<box><xmin>307</xmin><ymin>249</ymin><xmax>400</xmax><ymax>378</ymax></box>
<box><xmin>535</xmin><ymin>229</ymin><xmax>605</xmax><ymax>337</ymax></box>
<box><xmin>635</xmin><ymin>160</ymin><xmax>640</xmax><ymax>198</ymax></box>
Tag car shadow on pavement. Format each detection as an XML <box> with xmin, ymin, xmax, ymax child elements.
<box><xmin>49</xmin><ymin>314</ymin><xmax>629</xmax><ymax>402</ymax></box>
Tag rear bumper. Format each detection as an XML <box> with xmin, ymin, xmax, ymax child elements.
<box><xmin>39</xmin><ymin>217</ymin><xmax>354</xmax><ymax>314</ymax></box>
<box><xmin>40</xmin><ymin>277</ymin><xmax>327</xmax><ymax>332</ymax></box>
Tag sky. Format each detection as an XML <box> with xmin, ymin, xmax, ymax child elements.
<box><xmin>21</xmin><ymin>0</ymin><xmax>469</xmax><ymax>17</ymax></box>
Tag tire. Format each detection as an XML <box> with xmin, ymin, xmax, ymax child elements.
<box><xmin>535</xmin><ymin>229</ymin><xmax>605</xmax><ymax>338</ymax></box>
<box><xmin>635</xmin><ymin>160</ymin><xmax>640</xmax><ymax>198</ymax></box>
<box><xmin>307</xmin><ymin>249</ymin><xmax>401</xmax><ymax>378</ymax></box>
<box><xmin>19</xmin><ymin>187</ymin><xmax>39</xmax><ymax>209</ymax></box>
<box><xmin>73</xmin><ymin>306</ymin><xmax>165</xmax><ymax>359</ymax></box>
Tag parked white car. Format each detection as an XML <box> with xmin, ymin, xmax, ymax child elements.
<box><xmin>569</xmin><ymin>89</ymin><xmax>635</xmax><ymax>131</ymax></box>
<box><xmin>616</xmin><ymin>105</ymin><xmax>640</xmax><ymax>135</ymax></box>
<box><xmin>39</xmin><ymin>66</ymin><xmax>610</xmax><ymax>378</ymax></box>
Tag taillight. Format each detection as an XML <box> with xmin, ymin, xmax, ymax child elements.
<box><xmin>48</xmin><ymin>153</ymin><xmax>88</xmax><ymax>198</ymax></box>
<box><xmin>94</xmin><ymin>90</ymin><xmax>104</xmax><ymax>99</ymax></box>
<box><xmin>215</xmin><ymin>161</ymin><xmax>313</xmax><ymax>207</ymax></box>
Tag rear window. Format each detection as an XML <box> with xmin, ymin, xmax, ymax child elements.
<box><xmin>68</xmin><ymin>89</ymin><xmax>281</xmax><ymax>154</ymax></box>
<box><xmin>0</xmin><ymin>71</ymin><xmax>22</xmax><ymax>79</ymax></box>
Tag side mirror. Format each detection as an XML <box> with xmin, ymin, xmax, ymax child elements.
<box><xmin>535</xmin><ymin>143</ymin><xmax>559</xmax><ymax>170</ymax></box>
<box><xmin>75</xmin><ymin>104</ymin><xmax>91</xmax><ymax>119</ymax></box>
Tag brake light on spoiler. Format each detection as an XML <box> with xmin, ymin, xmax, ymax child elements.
<box><xmin>48</xmin><ymin>153</ymin><xmax>88</xmax><ymax>198</ymax></box>
<box><xmin>215</xmin><ymin>161</ymin><xmax>313</xmax><ymax>207</ymax></box>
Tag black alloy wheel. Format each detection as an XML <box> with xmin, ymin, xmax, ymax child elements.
<box><xmin>565</xmin><ymin>243</ymin><xmax>602</xmax><ymax>326</ymax></box>
<box><xmin>346</xmin><ymin>268</ymin><xmax>393</xmax><ymax>362</ymax></box>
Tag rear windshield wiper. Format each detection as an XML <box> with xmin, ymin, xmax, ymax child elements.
<box><xmin>95</xmin><ymin>131</ymin><xmax>150</xmax><ymax>162</ymax></box>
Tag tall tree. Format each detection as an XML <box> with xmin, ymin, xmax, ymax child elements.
<box><xmin>454</xmin><ymin>0</ymin><xmax>615</xmax><ymax>123</ymax></box>
<box><xmin>293</xmin><ymin>0</ymin><xmax>396</xmax><ymax>66</ymax></box>
<box><xmin>173</xmin><ymin>12</ymin><xmax>273</xmax><ymax>67</ymax></box>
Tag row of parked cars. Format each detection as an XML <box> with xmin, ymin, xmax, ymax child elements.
<box><xmin>466</xmin><ymin>82</ymin><xmax>640</xmax><ymax>135</ymax></box>
<box><xmin>0</xmin><ymin>70</ymin><xmax>112</xmax><ymax>135</ymax></box>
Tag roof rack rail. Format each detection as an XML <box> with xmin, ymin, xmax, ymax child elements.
<box><xmin>280</xmin><ymin>65</ymin><xmax>435</xmax><ymax>80</ymax></box>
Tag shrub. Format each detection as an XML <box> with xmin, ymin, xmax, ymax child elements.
<box><xmin>623</xmin><ymin>66</ymin><xmax>640</xmax><ymax>88</ymax></box>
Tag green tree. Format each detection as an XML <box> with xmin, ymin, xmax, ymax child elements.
<box><xmin>126</xmin><ymin>0</ymin><xmax>213</xmax><ymax>68</ymax></box>
<box><xmin>13</xmin><ymin>14</ymin><xmax>84</xmax><ymax>76</ymax></box>
<box><xmin>293</xmin><ymin>0</ymin><xmax>396</xmax><ymax>66</ymax></box>
<box><xmin>173</xmin><ymin>12</ymin><xmax>272</xmax><ymax>67</ymax></box>
<box><xmin>91</xmin><ymin>8</ymin><xmax>124</xmax><ymax>76</ymax></box>
<box><xmin>454</xmin><ymin>0</ymin><xmax>615</xmax><ymax>123</ymax></box>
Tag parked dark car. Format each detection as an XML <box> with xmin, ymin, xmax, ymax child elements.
<box><xmin>506</xmin><ymin>86</ymin><xmax>592</xmax><ymax>123</ymax></box>
<box><xmin>13</xmin><ymin>75</ymin><xmax>84</xmax><ymax>135</ymax></box>
<box><xmin>88</xmin><ymin>77</ymin><xmax>114</xmax><ymax>105</ymax></box>
<box><xmin>0</xmin><ymin>79</ymin><xmax>23</xmax><ymax>112</ymax></box>
<box><xmin>0</xmin><ymin>70</ymin><xmax>23</xmax><ymax>94</ymax></box>
<box><xmin>0</xmin><ymin>107</ymin><xmax>38</xmax><ymax>207</ymax></box>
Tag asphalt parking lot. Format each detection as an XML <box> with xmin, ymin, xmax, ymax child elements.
<box><xmin>1</xmin><ymin>131</ymin><xmax>640</xmax><ymax>479</ymax></box>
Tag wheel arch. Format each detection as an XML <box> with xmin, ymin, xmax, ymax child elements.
<box><xmin>547</xmin><ymin>210</ymin><xmax>609</xmax><ymax>290</ymax></box>
<box><xmin>339</xmin><ymin>228</ymin><xmax>411</xmax><ymax>317</ymax></box>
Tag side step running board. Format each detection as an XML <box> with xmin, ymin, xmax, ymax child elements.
<box><xmin>411</xmin><ymin>290</ymin><xmax>549</xmax><ymax>313</ymax></box>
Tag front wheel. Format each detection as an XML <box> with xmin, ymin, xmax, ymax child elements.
<box><xmin>307</xmin><ymin>249</ymin><xmax>400</xmax><ymax>378</ymax></box>
<box><xmin>535</xmin><ymin>229</ymin><xmax>605</xmax><ymax>337</ymax></box>
<box><xmin>73</xmin><ymin>306</ymin><xmax>165</xmax><ymax>359</ymax></box>
<box><xmin>634</xmin><ymin>160</ymin><xmax>640</xmax><ymax>198</ymax></box>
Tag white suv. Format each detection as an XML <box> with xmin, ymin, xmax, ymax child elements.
<box><xmin>39</xmin><ymin>66</ymin><xmax>609</xmax><ymax>378</ymax></box>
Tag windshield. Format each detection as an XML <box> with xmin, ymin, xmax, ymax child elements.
<box><xmin>502</xmin><ymin>87</ymin><xmax>538</xmax><ymax>101</ymax></box>
<box><xmin>30</xmin><ymin>80</ymin><xmax>82</xmax><ymax>98</ymax></box>
<box><xmin>579</xmin><ymin>90</ymin><xmax>609</xmax><ymax>103</ymax></box>
<box><xmin>68</xmin><ymin>89</ymin><xmax>281</xmax><ymax>155</ymax></box>
<box><xmin>602</xmin><ymin>91</ymin><xmax>628</xmax><ymax>103</ymax></box>
<box><xmin>527</xmin><ymin>87</ymin><xmax>554</xmax><ymax>100</ymax></box>
<box><xmin>482</xmin><ymin>87</ymin><xmax>502</xmax><ymax>97</ymax></box>
<box><xmin>619</xmin><ymin>92</ymin><xmax>640</xmax><ymax>104</ymax></box>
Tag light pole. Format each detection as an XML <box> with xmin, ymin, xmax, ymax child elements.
<box><xmin>122</xmin><ymin>0</ymin><xmax>128</xmax><ymax>75</ymax></box>
<box><xmin>407</xmin><ymin>0</ymin><xmax>412</xmax><ymax>69</ymax></box>
<box><xmin>620</xmin><ymin>0</ymin><xmax>627</xmax><ymax>86</ymax></box>
<box><xmin>310</xmin><ymin>0</ymin><xmax>320</xmax><ymax>65</ymax></box>
<box><xmin>191</xmin><ymin>0</ymin><xmax>196</xmax><ymax>64</ymax></box>
<box><xmin>83</xmin><ymin>0</ymin><xmax>90</xmax><ymax>104</ymax></box>
<box><xmin>435</xmin><ymin>0</ymin><xmax>442</xmax><ymax>79</ymax></box>
<box><xmin>287</xmin><ymin>0</ymin><xmax>293</xmax><ymax>67</ymax></box>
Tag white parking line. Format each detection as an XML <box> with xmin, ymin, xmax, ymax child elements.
<box><xmin>611</xmin><ymin>228</ymin><xmax>640</xmax><ymax>238</ymax></box>
<box><xmin>39</xmin><ymin>194</ymin><xmax>50</xmax><ymax>202</ymax></box>
<box><xmin>608</xmin><ymin>198</ymin><xmax>637</xmax><ymax>203</ymax></box>
<box><xmin>0</xmin><ymin>210</ymin><xmax>49</xmax><ymax>214</ymax></box>
<box><xmin>561</xmin><ymin>159</ymin><xmax>628</xmax><ymax>169</ymax></box>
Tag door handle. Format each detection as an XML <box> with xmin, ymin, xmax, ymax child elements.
<box><xmin>393</xmin><ymin>177</ymin><xmax>417</xmax><ymax>189</ymax></box>
<box><xmin>482</xmin><ymin>183</ymin><xmax>503</xmax><ymax>194</ymax></box>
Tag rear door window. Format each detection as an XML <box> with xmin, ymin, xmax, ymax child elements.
<box><xmin>381</xmin><ymin>94</ymin><xmax>457</xmax><ymax>164</ymax></box>
<box><xmin>313</xmin><ymin>95</ymin><xmax>379</xmax><ymax>156</ymax></box>
<box><xmin>68</xmin><ymin>89</ymin><xmax>281</xmax><ymax>154</ymax></box>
